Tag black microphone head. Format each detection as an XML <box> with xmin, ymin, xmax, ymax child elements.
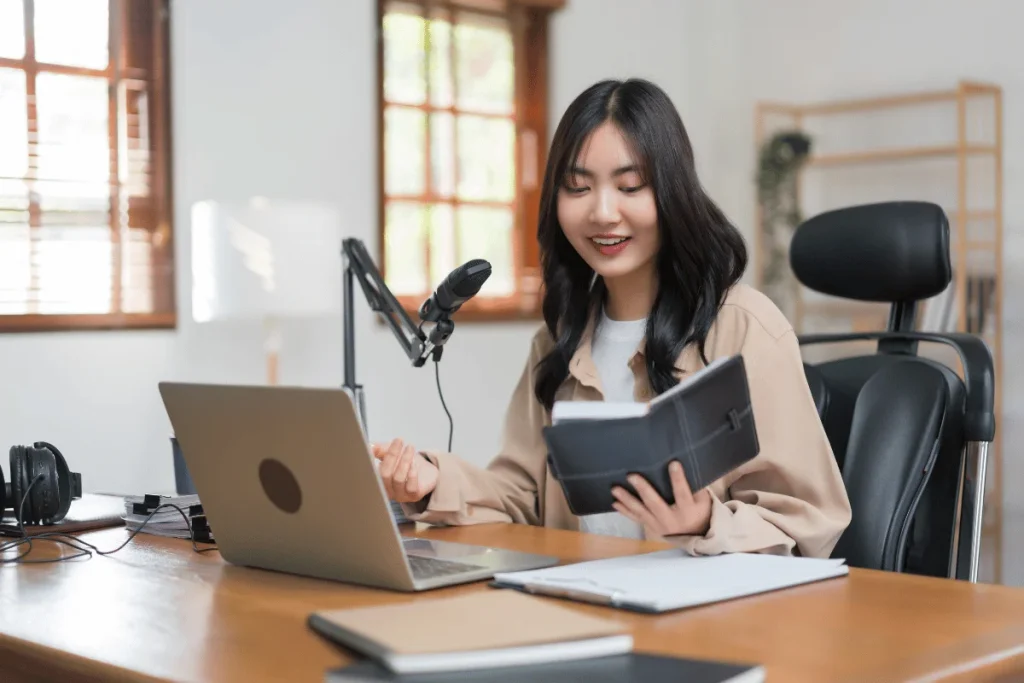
<box><xmin>419</xmin><ymin>259</ymin><xmax>491</xmax><ymax>321</ymax></box>
<box><xmin>439</xmin><ymin>259</ymin><xmax>491</xmax><ymax>305</ymax></box>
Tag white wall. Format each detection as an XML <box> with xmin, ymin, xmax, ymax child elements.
<box><xmin>0</xmin><ymin>0</ymin><xmax>693</xmax><ymax>496</ymax></box>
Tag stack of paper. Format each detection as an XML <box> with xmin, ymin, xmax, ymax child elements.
<box><xmin>122</xmin><ymin>493</ymin><xmax>214</xmax><ymax>543</ymax></box>
<box><xmin>492</xmin><ymin>549</ymin><xmax>849</xmax><ymax>613</ymax></box>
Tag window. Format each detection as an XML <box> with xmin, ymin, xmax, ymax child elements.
<box><xmin>0</xmin><ymin>0</ymin><xmax>173</xmax><ymax>332</ymax></box>
<box><xmin>378</xmin><ymin>0</ymin><xmax>562</xmax><ymax>321</ymax></box>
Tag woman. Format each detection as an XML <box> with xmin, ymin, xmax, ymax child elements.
<box><xmin>374</xmin><ymin>78</ymin><xmax>851</xmax><ymax>558</ymax></box>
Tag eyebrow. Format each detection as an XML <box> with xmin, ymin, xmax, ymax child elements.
<box><xmin>569</xmin><ymin>164</ymin><xmax>641</xmax><ymax>178</ymax></box>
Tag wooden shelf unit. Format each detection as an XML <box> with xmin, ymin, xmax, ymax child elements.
<box><xmin>754</xmin><ymin>80</ymin><xmax>1004</xmax><ymax>583</ymax></box>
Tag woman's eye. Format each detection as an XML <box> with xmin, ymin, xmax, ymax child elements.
<box><xmin>563</xmin><ymin>184</ymin><xmax>588</xmax><ymax>194</ymax></box>
<box><xmin>620</xmin><ymin>185</ymin><xmax>645</xmax><ymax>194</ymax></box>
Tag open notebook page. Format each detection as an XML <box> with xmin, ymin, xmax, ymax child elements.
<box><xmin>550</xmin><ymin>355</ymin><xmax>735</xmax><ymax>424</ymax></box>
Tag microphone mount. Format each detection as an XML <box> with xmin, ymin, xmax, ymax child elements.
<box><xmin>341</xmin><ymin>238</ymin><xmax>456</xmax><ymax>431</ymax></box>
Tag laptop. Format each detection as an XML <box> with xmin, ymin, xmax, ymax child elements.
<box><xmin>157</xmin><ymin>382</ymin><xmax>559</xmax><ymax>591</ymax></box>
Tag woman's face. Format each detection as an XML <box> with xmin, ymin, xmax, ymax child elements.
<box><xmin>557</xmin><ymin>121</ymin><xmax>660</xmax><ymax>284</ymax></box>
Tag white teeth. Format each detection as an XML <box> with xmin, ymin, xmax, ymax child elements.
<box><xmin>591</xmin><ymin>237</ymin><xmax>629</xmax><ymax>246</ymax></box>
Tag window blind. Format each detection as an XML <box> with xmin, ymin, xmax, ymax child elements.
<box><xmin>0</xmin><ymin>0</ymin><xmax>173</xmax><ymax>331</ymax></box>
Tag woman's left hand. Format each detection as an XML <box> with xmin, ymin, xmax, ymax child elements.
<box><xmin>612</xmin><ymin>461</ymin><xmax>713</xmax><ymax>537</ymax></box>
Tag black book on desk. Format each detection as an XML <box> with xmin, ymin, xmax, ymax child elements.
<box><xmin>542</xmin><ymin>354</ymin><xmax>759</xmax><ymax>516</ymax></box>
<box><xmin>326</xmin><ymin>653</ymin><xmax>764</xmax><ymax>683</ymax></box>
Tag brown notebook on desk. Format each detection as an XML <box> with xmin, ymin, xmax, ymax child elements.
<box><xmin>0</xmin><ymin>493</ymin><xmax>125</xmax><ymax>536</ymax></box>
<box><xmin>308</xmin><ymin>590</ymin><xmax>632</xmax><ymax>675</ymax></box>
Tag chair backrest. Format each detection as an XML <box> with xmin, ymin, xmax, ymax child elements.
<box><xmin>789</xmin><ymin>201</ymin><xmax>995</xmax><ymax>582</ymax></box>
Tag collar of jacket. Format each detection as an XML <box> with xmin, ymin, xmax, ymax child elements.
<box><xmin>565</xmin><ymin>315</ymin><xmax>691</xmax><ymax>399</ymax></box>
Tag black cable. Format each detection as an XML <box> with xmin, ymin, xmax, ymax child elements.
<box><xmin>0</xmin><ymin>474</ymin><xmax>218</xmax><ymax>565</ymax></box>
<box><xmin>434</xmin><ymin>354</ymin><xmax>453</xmax><ymax>452</ymax></box>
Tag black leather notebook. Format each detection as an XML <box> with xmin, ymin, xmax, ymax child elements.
<box><xmin>542</xmin><ymin>354</ymin><xmax>759</xmax><ymax>516</ymax></box>
<box><xmin>325</xmin><ymin>653</ymin><xmax>764</xmax><ymax>683</ymax></box>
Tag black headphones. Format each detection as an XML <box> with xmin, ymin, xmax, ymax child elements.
<box><xmin>1</xmin><ymin>442</ymin><xmax>82</xmax><ymax>525</ymax></box>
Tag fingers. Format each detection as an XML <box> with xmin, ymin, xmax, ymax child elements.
<box><xmin>378</xmin><ymin>438</ymin><xmax>403</xmax><ymax>480</ymax></box>
<box><xmin>378</xmin><ymin>439</ymin><xmax>413</xmax><ymax>501</ymax></box>
<box><xmin>669</xmin><ymin>461</ymin><xmax>695</xmax><ymax>506</ymax></box>
<box><xmin>404</xmin><ymin>457</ymin><xmax>421</xmax><ymax>497</ymax></box>
<box><xmin>611</xmin><ymin>485</ymin><xmax>657</xmax><ymax>529</ymax></box>
<box><xmin>372</xmin><ymin>438</ymin><xmax>439</xmax><ymax>503</ymax></box>
<box><xmin>392</xmin><ymin>443</ymin><xmax>418</xmax><ymax>497</ymax></box>
<box><xmin>627</xmin><ymin>474</ymin><xmax>673</xmax><ymax>520</ymax></box>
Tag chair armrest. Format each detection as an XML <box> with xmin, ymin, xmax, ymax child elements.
<box><xmin>798</xmin><ymin>332</ymin><xmax>995</xmax><ymax>443</ymax></box>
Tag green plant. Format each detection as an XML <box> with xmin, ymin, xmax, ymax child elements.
<box><xmin>756</xmin><ymin>130</ymin><xmax>812</xmax><ymax>316</ymax></box>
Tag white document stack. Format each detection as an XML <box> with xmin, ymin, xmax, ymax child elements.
<box><xmin>493</xmin><ymin>549</ymin><xmax>849</xmax><ymax>613</ymax></box>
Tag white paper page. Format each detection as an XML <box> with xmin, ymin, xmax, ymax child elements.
<box><xmin>551</xmin><ymin>401</ymin><xmax>649</xmax><ymax>424</ymax></box>
<box><xmin>494</xmin><ymin>550</ymin><xmax>848</xmax><ymax>612</ymax></box>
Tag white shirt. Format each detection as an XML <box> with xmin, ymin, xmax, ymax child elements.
<box><xmin>577</xmin><ymin>309</ymin><xmax>646</xmax><ymax>540</ymax></box>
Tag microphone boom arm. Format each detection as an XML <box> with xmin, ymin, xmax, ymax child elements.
<box><xmin>343</xmin><ymin>237</ymin><xmax>426</xmax><ymax>369</ymax></box>
<box><xmin>341</xmin><ymin>238</ymin><xmax>449</xmax><ymax>431</ymax></box>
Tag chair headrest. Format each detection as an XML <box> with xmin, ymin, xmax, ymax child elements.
<box><xmin>789</xmin><ymin>201</ymin><xmax>952</xmax><ymax>302</ymax></box>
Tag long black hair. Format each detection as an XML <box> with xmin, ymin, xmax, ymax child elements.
<box><xmin>533</xmin><ymin>78</ymin><xmax>747</xmax><ymax>411</ymax></box>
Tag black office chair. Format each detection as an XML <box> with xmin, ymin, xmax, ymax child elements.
<box><xmin>788</xmin><ymin>201</ymin><xmax>995</xmax><ymax>583</ymax></box>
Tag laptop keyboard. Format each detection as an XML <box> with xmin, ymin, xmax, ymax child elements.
<box><xmin>406</xmin><ymin>554</ymin><xmax>487</xmax><ymax>579</ymax></box>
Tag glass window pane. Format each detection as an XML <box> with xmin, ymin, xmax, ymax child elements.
<box><xmin>0</xmin><ymin>178</ymin><xmax>28</xmax><ymax>211</ymax></box>
<box><xmin>36</xmin><ymin>73</ymin><xmax>110</xmax><ymax>183</ymax></box>
<box><xmin>122</xmin><ymin>227</ymin><xmax>153</xmax><ymax>313</ymax></box>
<box><xmin>0</xmin><ymin>180</ymin><xmax>30</xmax><ymax>314</ymax></box>
<box><xmin>430</xmin><ymin>112</ymin><xmax>454</xmax><ymax>198</ymax></box>
<box><xmin>385</xmin><ymin>106</ymin><xmax>426</xmax><ymax>196</ymax></box>
<box><xmin>0</xmin><ymin>68</ymin><xmax>28</xmax><ymax>178</ymax></box>
<box><xmin>385</xmin><ymin>201</ymin><xmax>428</xmax><ymax>295</ymax></box>
<box><xmin>428</xmin><ymin>14</ymin><xmax>452</xmax><ymax>107</ymax></box>
<box><xmin>34</xmin><ymin>0</ymin><xmax>109</xmax><ymax>69</ymax></box>
<box><xmin>457</xmin><ymin>115</ymin><xmax>514</xmax><ymax>202</ymax></box>
<box><xmin>454</xmin><ymin>14</ymin><xmax>513</xmax><ymax>115</ymax></box>
<box><xmin>34</xmin><ymin>225</ymin><xmax>112</xmax><ymax>313</ymax></box>
<box><xmin>35</xmin><ymin>179</ymin><xmax>110</xmax><ymax>314</ymax></box>
<box><xmin>383</xmin><ymin>8</ymin><xmax>426</xmax><ymax>105</ymax></box>
<box><xmin>428</xmin><ymin>203</ymin><xmax>455</xmax><ymax>287</ymax></box>
<box><xmin>35</xmin><ymin>179</ymin><xmax>109</xmax><ymax>214</ymax></box>
<box><xmin>456</xmin><ymin>206</ymin><xmax>514</xmax><ymax>296</ymax></box>
<box><xmin>0</xmin><ymin>224</ymin><xmax>29</xmax><ymax>314</ymax></box>
<box><xmin>0</xmin><ymin>0</ymin><xmax>25</xmax><ymax>59</ymax></box>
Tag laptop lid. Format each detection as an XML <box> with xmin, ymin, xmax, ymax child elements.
<box><xmin>157</xmin><ymin>382</ymin><xmax>416</xmax><ymax>590</ymax></box>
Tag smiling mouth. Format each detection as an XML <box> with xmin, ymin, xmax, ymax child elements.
<box><xmin>590</xmin><ymin>236</ymin><xmax>631</xmax><ymax>246</ymax></box>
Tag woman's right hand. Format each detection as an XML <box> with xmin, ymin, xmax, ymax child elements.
<box><xmin>371</xmin><ymin>438</ymin><xmax>439</xmax><ymax>504</ymax></box>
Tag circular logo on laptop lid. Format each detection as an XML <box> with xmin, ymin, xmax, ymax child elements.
<box><xmin>258</xmin><ymin>458</ymin><xmax>302</xmax><ymax>514</ymax></box>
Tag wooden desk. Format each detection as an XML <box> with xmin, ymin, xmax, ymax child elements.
<box><xmin>2</xmin><ymin>523</ymin><xmax>1024</xmax><ymax>683</ymax></box>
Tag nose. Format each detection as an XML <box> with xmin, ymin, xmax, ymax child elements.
<box><xmin>589</xmin><ymin>186</ymin><xmax>621</xmax><ymax>226</ymax></box>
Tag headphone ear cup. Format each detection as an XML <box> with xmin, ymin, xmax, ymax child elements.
<box><xmin>23</xmin><ymin>446</ymin><xmax>60</xmax><ymax>525</ymax></box>
<box><xmin>9</xmin><ymin>446</ymin><xmax>31</xmax><ymax>523</ymax></box>
<box><xmin>34</xmin><ymin>441</ymin><xmax>74</xmax><ymax>523</ymax></box>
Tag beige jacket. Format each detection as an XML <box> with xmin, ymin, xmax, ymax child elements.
<box><xmin>403</xmin><ymin>284</ymin><xmax>852</xmax><ymax>558</ymax></box>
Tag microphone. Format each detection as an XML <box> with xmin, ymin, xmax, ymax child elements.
<box><xmin>418</xmin><ymin>259</ymin><xmax>492</xmax><ymax>323</ymax></box>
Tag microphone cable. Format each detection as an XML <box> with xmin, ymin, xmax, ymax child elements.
<box><xmin>0</xmin><ymin>474</ymin><xmax>218</xmax><ymax>565</ymax></box>
<box><xmin>433</xmin><ymin>349</ymin><xmax>454</xmax><ymax>452</ymax></box>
